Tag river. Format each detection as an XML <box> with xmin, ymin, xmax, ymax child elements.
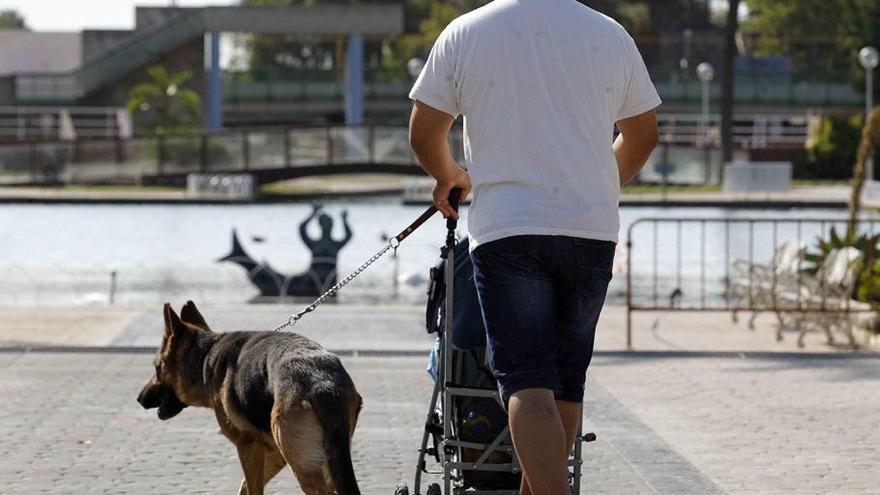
<box><xmin>0</xmin><ymin>201</ymin><xmax>857</xmax><ymax>307</ymax></box>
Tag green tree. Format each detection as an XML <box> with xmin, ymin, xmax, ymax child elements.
<box><xmin>0</xmin><ymin>9</ymin><xmax>26</xmax><ymax>29</ymax></box>
<box><xmin>743</xmin><ymin>0</ymin><xmax>880</xmax><ymax>76</ymax></box>
<box><xmin>127</xmin><ymin>66</ymin><xmax>202</xmax><ymax>135</ymax></box>
<box><xmin>396</xmin><ymin>2</ymin><xmax>465</xmax><ymax>62</ymax></box>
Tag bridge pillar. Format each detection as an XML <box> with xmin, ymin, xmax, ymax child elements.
<box><xmin>207</xmin><ymin>32</ymin><xmax>223</xmax><ymax>132</ymax></box>
<box><xmin>344</xmin><ymin>32</ymin><xmax>365</xmax><ymax>126</ymax></box>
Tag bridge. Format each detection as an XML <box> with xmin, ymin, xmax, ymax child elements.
<box><xmin>0</xmin><ymin>125</ymin><xmax>427</xmax><ymax>187</ymax></box>
<box><xmin>0</xmin><ymin>114</ymin><xmax>810</xmax><ymax>187</ymax></box>
<box><xmin>11</xmin><ymin>5</ymin><xmax>404</xmax><ymax>128</ymax></box>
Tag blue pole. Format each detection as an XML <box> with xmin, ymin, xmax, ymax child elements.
<box><xmin>345</xmin><ymin>33</ymin><xmax>364</xmax><ymax>126</ymax></box>
<box><xmin>208</xmin><ymin>32</ymin><xmax>223</xmax><ymax>132</ymax></box>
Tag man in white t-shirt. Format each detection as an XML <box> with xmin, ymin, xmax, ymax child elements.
<box><xmin>409</xmin><ymin>1</ymin><xmax>660</xmax><ymax>493</ymax></box>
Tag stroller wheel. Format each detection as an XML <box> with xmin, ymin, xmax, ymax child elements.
<box><xmin>426</xmin><ymin>483</ymin><xmax>442</xmax><ymax>495</ymax></box>
<box><xmin>394</xmin><ymin>484</ymin><xmax>410</xmax><ymax>495</ymax></box>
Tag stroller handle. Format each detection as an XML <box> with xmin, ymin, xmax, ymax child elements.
<box><xmin>446</xmin><ymin>188</ymin><xmax>462</xmax><ymax>232</ymax></box>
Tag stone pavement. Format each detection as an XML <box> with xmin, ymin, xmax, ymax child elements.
<box><xmin>1</xmin><ymin>303</ymin><xmax>878</xmax><ymax>494</ymax></box>
<box><xmin>0</xmin><ymin>352</ymin><xmax>719</xmax><ymax>495</ymax></box>
<box><xmin>0</xmin><ymin>303</ymin><xmax>856</xmax><ymax>352</ymax></box>
<box><xmin>589</xmin><ymin>353</ymin><xmax>880</xmax><ymax>495</ymax></box>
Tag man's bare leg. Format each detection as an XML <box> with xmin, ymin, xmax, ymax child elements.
<box><xmin>557</xmin><ymin>400</ymin><xmax>583</xmax><ymax>456</ymax></box>
<box><xmin>509</xmin><ymin>389</ymin><xmax>570</xmax><ymax>495</ymax></box>
<box><xmin>518</xmin><ymin>399</ymin><xmax>582</xmax><ymax>495</ymax></box>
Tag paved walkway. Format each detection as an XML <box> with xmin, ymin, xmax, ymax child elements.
<box><xmin>0</xmin><ymin>303</ymin><xmax>859</xmax><ymax>352</ymax></box>
<box><xmin>1</xmin><ymin>303</ymin><xmax>878</xmax><ymax>494</ymax></box>
<box><xmin>0</xmin><ymin>353</ymin><xmax>719</xmax><ymax>494</ymax></box>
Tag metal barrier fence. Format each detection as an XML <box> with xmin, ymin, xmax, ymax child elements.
<box><xmin>625</xmin><ymin>217</ymin><xmax>878</xmax><ymax>348</ymax></box>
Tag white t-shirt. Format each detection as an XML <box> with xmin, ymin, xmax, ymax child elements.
<box><xmin>409</xmin><ymin>0</ymin><xmax>661</xmax><ymax>248</ymax></box>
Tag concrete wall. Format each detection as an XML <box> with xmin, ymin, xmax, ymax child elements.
<box><xmin>134</xmin><ymin>7</ymin><xmax>186</xmax><ymax>32</ymax></box>
<box><xmin>136</xmin><ymin>5</ymin><xmax>404</xmax><ymax>36</ymax></box>
<box><xmin>0</xmin><ymin>31</ymin><xmax>81</xmax><ymax>76</ymax></box>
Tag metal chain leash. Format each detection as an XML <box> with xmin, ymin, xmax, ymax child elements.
<box><xmin>271</xmin><ymin>189</ymin><xmax>460</xmax><ymax>333</ymax></box>
<box><xmin>272</xmin><ymin>237</ymin><xmax>400</xmax><ymax>332</ymax></box>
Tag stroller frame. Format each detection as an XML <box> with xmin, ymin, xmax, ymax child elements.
<box><xmin>401</xmin><ymin>196</ymin><xmax>595</xmax><ymax>495</ymax></box>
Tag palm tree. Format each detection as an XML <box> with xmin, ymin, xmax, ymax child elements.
<box><xmin>847</xmin><ymin>107</ymin><xmax>880</xmax><ymax>239</ymax></box>
<box><xmin>127</xmin><ymin>65</ymin><xmax>202</xmax><ymax>135</ymax></box>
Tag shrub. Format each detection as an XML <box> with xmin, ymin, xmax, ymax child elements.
<box><xmin>801</xmin><ymin>114</ymin><xmax>863</xmax><ymax>180</ymax></box>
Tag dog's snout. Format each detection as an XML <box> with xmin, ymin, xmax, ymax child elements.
<box><xmin>138</xmin><ymin>380</ymin><xmax>162</xmax><ymax>409</ymax></box>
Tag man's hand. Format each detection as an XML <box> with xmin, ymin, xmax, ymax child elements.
<box><xmin>409</xmin><ymin>100</ymin><xmax>470</xmax><ymax>219</ymax></box>
<box><xmin>432</xmin><ymin>165</ymin><xmax>472</xmax><ymax>220</ymax></box>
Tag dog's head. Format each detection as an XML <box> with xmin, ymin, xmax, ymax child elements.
<box><xmin>137</xmin><ymin>301</ymin><xmax>211</xmax><ymax>420</ymax></box>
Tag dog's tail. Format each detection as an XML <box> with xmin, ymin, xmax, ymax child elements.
<box><xmin>310</xmin><ymin>388</ymin><xmax>361</xmax><ymax>495</ymax></box>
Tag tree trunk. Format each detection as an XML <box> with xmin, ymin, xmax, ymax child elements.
<box><xmin>847</xmin><ymin>107</ymin><xmax>880</xmax><ymax>240</ymax></box>
<box><xmin>720</xmin><ymin>0</ymin><xmax>740</xmax><ymax>171</ymax></box>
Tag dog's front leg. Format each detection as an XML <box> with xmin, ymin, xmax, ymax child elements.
<box><xmin>236</xmin><ymin>440</ymin><xmax>267</xmax><ymax>495</ymax></box>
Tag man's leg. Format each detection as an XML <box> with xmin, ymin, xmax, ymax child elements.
<box><xmin>553</xmin><ymin>238</ymin><xmax>615</xmax><ymax>492</ymax></box>
<box><xmin>470</xmin><ymin>237</ymin><xmax>565</xmax><ymax>495</ymax></box>
<box><xmin>509</xmin><ymin>389</ymin><xmax>570</xmax><ymax>495</ymax></box>
<box><xmin>518</xmin><ymin>399</ymin><xmax>582</xmax><ymax>495</ymax></box>
<box><xmin>557</xmin><ymin>400</ymin><xmax>583</xmax><ymax>455</ymax></box>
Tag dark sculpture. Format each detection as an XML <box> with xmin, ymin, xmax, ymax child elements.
<box><xmin>219</xmin><ymin>205</ymin><xmax>353</xmax><ymax>298</ymax></box>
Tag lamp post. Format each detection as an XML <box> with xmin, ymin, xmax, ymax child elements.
<box><xmin>407</xmin><ymin>58</ymin><xmax>425</xmax><ymax>80</ymax></box>
<box><xmin>697</xmin><ymin>62</ymin><xmax>715</xmax><ymax>183</ymax></box>
<box><xmin>696</xmin><ymin>62</ymin><xmax>715</xmax><ymax>146</ymax></box>
<box><xmin>859</xmin><ymin>47</ymin><xmax>878</xmax><ymax>181</ymax></box>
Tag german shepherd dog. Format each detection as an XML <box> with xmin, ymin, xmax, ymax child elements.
<box><xmin>137</xmin><ymin>301</ymin><xmax>362</xmax><ymax>495</ymax></box>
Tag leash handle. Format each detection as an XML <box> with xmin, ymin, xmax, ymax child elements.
<box><xmin>395</xmin><ymin>204</ymin><xmax>438</xmax><ymax>244</ymax></box>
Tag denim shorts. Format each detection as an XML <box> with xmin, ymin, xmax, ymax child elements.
<box><xmin>470</xmin><ymin>235</ymin><xmax>615</xmax><ymax>406</ymax></box>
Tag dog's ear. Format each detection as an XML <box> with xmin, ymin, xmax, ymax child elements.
<box><xmin>180</xmin><ymin>300</ymin><xmax>210</xmax><ymax>331</ymax></box>
<box><xmin>163</xmin><ymin>303</ymin><xmax>185</xmax><ymax>338</ymax></box>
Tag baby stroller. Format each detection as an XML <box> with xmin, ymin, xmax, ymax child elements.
<box><xmin>396</xmin><ymin>205</ymin><xmax>596</xmax><ymax>495</ymax></box>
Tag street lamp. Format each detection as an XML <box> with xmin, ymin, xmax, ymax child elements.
<box><xmin>407</xmin><ymin>58</ymin><xmax>425</xmax><ymax>79</ymax></box>
<box><xmin>696</xmin><ymin>62</ymin><xmax>715</xmax><ymax>147</ymax></box>
<box><xmin>859</xmin><ymin>46</ymin><xmax>878</xmax><ymax>180</ymax></box>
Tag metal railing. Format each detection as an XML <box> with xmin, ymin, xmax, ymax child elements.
<box><xmin>0</xmin><ymin>125</ymin><xmax>429</xmax><ymax>185</ymax></box>
<box><xmin>657</xmin><ymin>113</ymin><xmax>809</xmax><ymax>148</ymax></box>
<box><xmin>223</xmin><ymin>71</ymin><xmax>866</xmax><ymax>108</ymax></box>
<box><xmin>625</xmin><ymin>217</ymin><xmax>878</xmax><ymax>348</ymax></box>
<box><xmin>0</xmin><ymin>106</ymin><xmax>129</xmax><ymax>141</ymax></box>
<box><xmin>0</xmin><ymin>118</ymin><xmax>808</xmax><ymax>186</ymax></box>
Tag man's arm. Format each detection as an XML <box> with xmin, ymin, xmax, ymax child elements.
<box><xmin>409</xmin><ymin>100</ymin><xmax>472</xmax><ymax>220</ymax></box>
<box><xmin>614</xmin><ymin>110</ymin><xmax>660</xmax><ymax>186</ymax></box>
